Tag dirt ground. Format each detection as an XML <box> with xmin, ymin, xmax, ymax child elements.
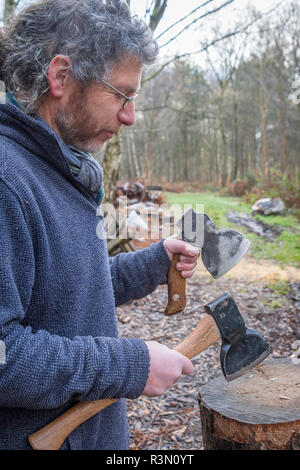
<box><xmin>117</xmin><ymin>254</ymin><xmax>300</xmax><ymax>450</ymax></box>
<box><xmin>208</xmin><ymin>256</ymin><xmax>300</xmax><ymax>283</ymax></box>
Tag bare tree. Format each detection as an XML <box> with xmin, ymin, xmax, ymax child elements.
<box><xmin>101</xmin><ymin>0</ymin><xmax>169</xmax><ymax>200</ymax></box>
<box><xmin>119</xmin><ymin>3</ymin><xmax>300</xmax><ymax>189</ymax></box>
<box><xmin>203</xmin><ymin>23</ymin><xmax>248</xmax><ymax>185</ymax></box>
<box><xmin>102</xmin><ymin>0</ymin><xmax>236</xmax><ymax>200</ymax></box>
<box><xmin>3</xmin><ymin>0</ymin><xmax>19</xmax><ymax>22</ymax></box>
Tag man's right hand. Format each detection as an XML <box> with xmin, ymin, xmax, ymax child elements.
<box><xmin>142</xmin><ymin>341</ymin><xmax>194</xmax><ymax>397</ymax></box>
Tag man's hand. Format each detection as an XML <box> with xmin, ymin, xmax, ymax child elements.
<box><xmin>163</xmin><ymin>238</ymin><xmax>200</xmax><ymax>278</ymax></box>
<box><xmin>141</xmin><ymin>240</ymin><xmax>198</xmax><ymax>397</ymax></box>
<box><xmin>142</xmin><ymin>341</ymin><xmax>194</xmax><ymax>397</ymax></box>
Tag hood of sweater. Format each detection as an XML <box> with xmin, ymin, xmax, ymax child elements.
<box><xmin>0</xmin><ymin>103</ymin><xmax>104</xmax><ymax>204</ymax></box>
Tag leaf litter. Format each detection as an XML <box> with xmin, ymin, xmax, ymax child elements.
<box><xmin>117</xmin><ymin>273</ymin><xmax>299</xmax><ymax>450</ymax></box>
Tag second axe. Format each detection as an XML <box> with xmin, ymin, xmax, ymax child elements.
<box><xmin>165</xmin><ymin>208</ymin><xmax>251</xmax><ymax>315</ymax></box>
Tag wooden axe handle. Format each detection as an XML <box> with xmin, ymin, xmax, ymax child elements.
<box><xmin>28</xmin><ymin>314</ymin><xmax>220</xmax><ymax>450</ymax></box>
<box><xmin>165</xmin><ymin>253</ymin><xmax>186</xmax><ymax>315</ymax></box>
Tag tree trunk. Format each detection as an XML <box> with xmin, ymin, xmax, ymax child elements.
<box><xmin>4</xmin><ymin>0</ymin><xmax>17</xmax><ymax>22</ymax></box>
<box><xmin>102</xmin><ymin>131</ymin><xmax>122</xmax><ymax>202</ymax></box>
<box><xmin>252</xmin><ymin>133</ymin><xmax>257</xmax><ymax>176</ymax></box>
<box><xmin>218</xmin><ymin>87</ymin><xmax>227</xmax><ymax>187</ymax></box>
<box><xmin>99</xmin><ymin>0</ymin><xmax>169</xmax><ymax>192</ymax></box>
<box><xmin>149</xmin><ymin>0</ymin><xmax>168</xmax><ymax>32</ymax></box>
<box><xmin>278</xmin><ymin>71</ymin><xmax>290</xmax><ymax>180</ymax></box>
<box><xmin>129</xmin><ymin>129</ymin><xmax>140</xmax><ymax>178</ymax></box>
<box><xmin>220</xmin><ymin>124</ymin><xmax>227</xmax><ymax>187</ymax></box>
<box><xmin>259</xmin><ymin>58</ymin><xmax>268</xmax><ymax>184</ymax></box>
<box><xmin>182</xmin><ymin>117</ymin><xmax>189</xmax><ymax>181</ymax></box>
<box><xmin>199</xmin><ymin>358</ymin><xmax>300</xmax><ymax>450</ymax></box>
<box><xmin>232</xmin><ymin>88</ymin><xmax>239</xmax><ymax>181</ymax></box>
<box><xmin>143</xmin><ymin>108</ymin><xmax>155</xmax><ymax>185</ymax></box>
<box><xmin>216</xmin><ymin>139</ymin><xmax>221</xmax><ymax>187</ymax></box>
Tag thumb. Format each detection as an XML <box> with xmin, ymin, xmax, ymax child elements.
<box><xmin>175</xmin><ymin>351</ymin><xmax>194</xmax><ymax>375</ymax></box>
<box><xmin>164</xmin><ymin>238</ymin><xmax>199</xmax><ymax>257</ymax></box>
<box><xmin>182</xmin><ymin>356</ymin><xmax>194</xmax><ymax>375</ymax></box>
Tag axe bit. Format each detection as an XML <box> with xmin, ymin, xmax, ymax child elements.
<box><xmin>165</xmin><ymin>208</ymin><xmax>251</xmax><ymax>315</ymax></box>
<box><xmin>28</xmin><ymin>294</ymin><xmax>271</xmax><ymax>451</ymax></box>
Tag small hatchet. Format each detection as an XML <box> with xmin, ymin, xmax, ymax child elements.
<box><xmin>165</xmin><ymin>208</ymin><xmax>251</xmax><ymax>315</ymax></box>
<box><xmin>28</xmin><ymin>293</ymin><xmax>271</xmax><ymax>450</ymax></box>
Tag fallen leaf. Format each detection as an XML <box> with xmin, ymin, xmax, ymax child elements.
<box><xmin>173</xmin><ymin>426</ymin><xmax>187</xmax><ymax>437</ymax></box>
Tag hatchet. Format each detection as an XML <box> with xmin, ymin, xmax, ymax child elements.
<box><xmin>165</xmin><ymin>208</ymin><xmax>251</xmax><ymax>315</ymax></box>
<box><xmin>28</xmin><ymin>293</ymin><xmax>271</xmax><ymax>450</ymax></box>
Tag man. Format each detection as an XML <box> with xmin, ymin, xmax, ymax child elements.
<box><xmin>0</xmin><ymin>0</ymin><xmax>198</xmax><ymax>450</ymax></box>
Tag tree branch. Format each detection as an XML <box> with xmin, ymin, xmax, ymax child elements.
<box><xmin>142</xmin><ymin>2</ymin><xmax>283</xmax><ymax>84</ymax></box>
<box><xmin>145</xmin><ymin>0</ymin><xmax>156</xmax><ymax>20</ymax></box>
<box><xmin>142</xmin><ymin>29</ymin><xmax>242</xmax><ymax>84</ymax></box>
<box><xmin>149</xmin><ymin>0</ymin><xmax>168</xmax><ymax>33</ymax></box>
<box><xmin>160</xmin><ymin>0</ymin><xmax>234</xmax><ymax>49</ymax></box>
<box><xmin>155</xmin><ymin>0</ymin><xmax>214</xmax><ymax>40</ymax></box>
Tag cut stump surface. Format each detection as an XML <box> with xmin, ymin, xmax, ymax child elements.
<box><xmin>198</xmin><ymin>357</ymin><xmax>300</xmax><ymax>450</ymax></box>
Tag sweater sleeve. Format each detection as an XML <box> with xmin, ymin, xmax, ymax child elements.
<box><xmin>0</xmin><ymin>181</ymin><xmax>150</xmax><ymax>410</ymax></box>
<box><xmin>109</xmin><ymin>240</ymin><xmax>171</xmax><ymax>307</ymax></box>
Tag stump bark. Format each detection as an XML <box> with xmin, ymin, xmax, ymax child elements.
<box><xmin>198</xmin><ymin>357</ymin><xmax>300</xmax><ymax>450</ymax></box>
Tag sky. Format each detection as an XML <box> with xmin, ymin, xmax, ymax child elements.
<box><xmin>130</xmin><ymin>0</ymin><xmax>282</xmax><ymax>60</ymax></box>
<box><xmin>0</xmin><ymin>0</ymin><xmax>283</xmax><ymax>62</ymax></box>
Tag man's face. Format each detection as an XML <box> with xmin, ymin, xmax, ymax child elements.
<box><xmin>53</xmin><ymin>57</ymin><xmax>142</xmax><ymax>153</ymax></box>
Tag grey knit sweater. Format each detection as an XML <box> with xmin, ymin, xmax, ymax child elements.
<box><xmin>0</xmin><ymin>103</ymin><xmax>170</xmax><ymax>450</ymax></box>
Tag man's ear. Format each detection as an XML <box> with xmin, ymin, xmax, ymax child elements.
<box><xmin>48</xmin><ymin>55</ymin><xmax>72</xmax><ymax>98</ymax></box>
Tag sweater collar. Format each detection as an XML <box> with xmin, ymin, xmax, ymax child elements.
<box><xmin>0</xmin><ymin>102</ymin><xmax>104</xmax><ymax>205</ymax></box>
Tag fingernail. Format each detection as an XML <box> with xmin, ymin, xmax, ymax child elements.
<box><xmin>188</xmin><ymin>248</ymin><xmax>199</xmax><ymax>256</ymax></box>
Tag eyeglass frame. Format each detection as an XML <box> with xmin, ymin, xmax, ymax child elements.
<box><xmin>101</xmin><ymin>79</ymin><xmax>138</xmax><ymax>109</ymax></box>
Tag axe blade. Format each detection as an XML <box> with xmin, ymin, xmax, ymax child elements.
<box><xmin>175</xmin><ymin>208</ymin><xmax>251</xmax><ymax>279</ymax></box>
<box><xmin>205</xmin><ymin>294</ymin><xmax>272</xmax><ymax>382</ymax></box>
<box><xmin>220</xmin><ymin>329</ymin><xmax>272</xmax><ymax>381</ymax></box>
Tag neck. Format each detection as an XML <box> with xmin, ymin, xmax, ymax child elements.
<box><xmin>38</xmin><ymin>99</ymin><xmax>61</xmax><ymax>138</ymax></box>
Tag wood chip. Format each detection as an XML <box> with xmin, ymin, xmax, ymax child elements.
<box><xmin>120</xmin><ymin>277</ymin><xmax>298</xmax><ymax>450</ymax></box>
<box><xmin>120</xmin><ymin>316</ymin><xmax>131</xmax><ymax>323</ymax></box>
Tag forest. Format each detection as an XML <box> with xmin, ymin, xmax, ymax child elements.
<box><xmin>1</xmin><ymin>0</ymin><xmax>299</xmax><ymax>208</ymax></box>
<box><xmin>0</xmin><ymin>0</ymin><xmax>299</xmax><ymax>451</ymax></box>
<box><xmin>111</xmin><ymin>1</ymin><xmax>299</xmax><ymax>210</ymax></box>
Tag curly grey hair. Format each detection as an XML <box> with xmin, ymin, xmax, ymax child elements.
<box><xmin>0</xmin><ymin>0</ymin><xmax>158</xmax><ymax>113</ymax></box>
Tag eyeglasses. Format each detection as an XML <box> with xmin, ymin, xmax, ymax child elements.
<box><xmin>101</xmin><ymin>79</ymin><xmax>138</xmax><ymax>109</ymax></box>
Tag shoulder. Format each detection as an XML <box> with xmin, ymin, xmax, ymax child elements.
<box><xmin>0</xmin><ymin>136</ymin><xmax>40</xmax><ymax>218</ymax></box>
<box><xmin>0</xmin><ymin>134</ymin><xmax>36</xmax><ymax>183</ymax></box>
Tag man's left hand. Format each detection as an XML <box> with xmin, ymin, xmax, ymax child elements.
<box><xmin>163</xmin><ymin>238</ymin><xmax>200</xmax><ymax>278</ymax></box>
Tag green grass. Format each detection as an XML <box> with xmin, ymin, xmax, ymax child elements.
<box><xmin>264</xmin><ymin>280</ymin><xmax>292</xmax><ymax>308</ymax></box>
<box><xmin>266</xmin><ymin>280</ymin><xmax>291</xmax><ymax>296</ymax></box>
<box><xmin>165</xmin><ymin>191</ymin><xmax>300</xmax><ymax>267</ymax></box>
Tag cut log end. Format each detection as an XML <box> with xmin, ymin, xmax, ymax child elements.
<box><xmin>198</xmin><ymin>357</ymin><xmax>300</xmax><ymax>450</ymax></box>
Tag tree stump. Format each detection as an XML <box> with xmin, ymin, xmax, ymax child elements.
<box><xmin>198</xmin><ymin>357</ymin><xmax>300</xmax><ymax>450</ymax></box>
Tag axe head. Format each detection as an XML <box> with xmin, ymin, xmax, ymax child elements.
<box><xmin>205</xmin><ymin>293</ymin><xmax>272</xmax><ymax>381</ymax></box>
<box><xmin>176</xmin><ymin>208</ymin><xmax>251</xmax><ymax>279</ymax></box>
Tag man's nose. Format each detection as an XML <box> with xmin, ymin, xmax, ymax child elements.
<box><xmin>118</xmin><ymin>102</ymin><xmax>135</xmax><ymax>126</ymax></box>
